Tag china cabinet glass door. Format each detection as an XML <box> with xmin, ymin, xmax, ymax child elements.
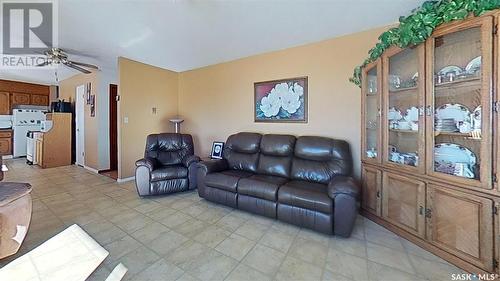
<box><xmin>426</xmin><ymin>17</ymin><xmax>493</xmax><ymax>189</ymax></box>
<box><xmin>383</xmin><ymin>46</ymin><xmax>425</xmax><ymax>172</ymax></box>
<box><xmin>362</xmin><ymin>60</ymin><xmax>382</xmax><ymax>163</ymax></box>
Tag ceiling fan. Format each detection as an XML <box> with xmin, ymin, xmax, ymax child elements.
<box><xmin>36</xmin><ymin>48</ymin><xmax>99</xmax><ymax>74</ymax></box>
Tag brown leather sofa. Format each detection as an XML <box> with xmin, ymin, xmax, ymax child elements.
<box><xmin>135</xmin><ymin>133</ymin><xmax>200</xmax><ymax>196</ymax></box>
<box><xmin>197</xmin><ymin>132</ymin><xmax>359</xmax><ymax>237</ymax></box>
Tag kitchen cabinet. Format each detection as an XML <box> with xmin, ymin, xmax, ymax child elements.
<box><xmin>0</xmin><ymin>80</ymin><xmax>50</xmax><ymax>113</ymax></box>
<box><xmin>0</xmin><ymin>92</ymin><xmax>10</xmax><ymax>115</ymax></box>
<box><xmin>0</xmin><ymin>130</ymin><xmax>12</xmax><ymax>156</ymax></box>
<box><xmin>37</xmin><ymin>113</ymin><xmax>71</xmax><ymax>168</ymax></box>
<box><xmin>11</xmin><ymin>93</ymin><xmax>30</xmax><ymax>107</ymax></box>
<box><xmin>31</xmin><ymin>94</ymin><xmax>49</xmax><ymax>106</ymax></box>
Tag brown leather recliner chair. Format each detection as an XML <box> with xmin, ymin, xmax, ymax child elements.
<box><xmin>197</xmin><ymin>132</ymin><xmax>359</xmax><ymax>237</ymax></box>
<box><xmin>135</xmin><ymin>133</ymin><xmax>200</xmax><ymax>196</ymax></box>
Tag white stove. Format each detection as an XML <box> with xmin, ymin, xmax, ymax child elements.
<box><xmin>13</xmin><ymin>109</ymin><xmax>46</xmax><ymax>157</ymax></box>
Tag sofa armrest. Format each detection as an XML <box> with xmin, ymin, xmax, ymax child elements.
<box><xmin>327</xmin><ymin>176</ymin><xmax>360</xmax><ymax>237</ymax></box>
<box><xmin>327</xmin><ymin>176</ymin><xmax>359</xmax><ymax>199</ymax></box>
<box><xmin>197</xmin><ymin>159</ymin><xmax>228</xmax><ymax>175</ymax></box>
<box><xmin>135</xmin><ymin>157</ymin><xmax>158</xmax><ymax>171</ymax></box>
<box><xmin>182</xmin><ymin>155</ymin><xmax>201</xmax><ymax>168</ymax></box>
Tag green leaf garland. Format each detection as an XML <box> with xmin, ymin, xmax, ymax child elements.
<box><xmin>350</xmin><ymin>0</ymin><xmax>500</xmax><ymax>87</ymax></box>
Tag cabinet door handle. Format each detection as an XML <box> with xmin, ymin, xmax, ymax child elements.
<box><xmin>425</xmin><ymin>208</ymin><xmax>432</xmax><ymax>218</ymax></box>
<box><xmin>377</xmin><ymin>108</ymin><xmax>382</xmax><ymax>117</ymax></box>
<box><xmin>419</xmin><ymin>206</ymin><xmax>424</xmax><ymax>215</ymax></box>
<box><xmin>376</xmin><ymin>191</ymin><xmax>381</xmax><ymax>198</ymax></box>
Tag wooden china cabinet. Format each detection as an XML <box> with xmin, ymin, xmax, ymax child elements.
<box><xmin>361</xmin><ymin>13</ymin><xmax>500</xmax><ymax>274</ymax></box>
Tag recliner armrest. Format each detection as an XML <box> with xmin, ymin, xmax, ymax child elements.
<box><xmin>197</xmin><ymin>159</ymin><xmax>228</xmax><ymax>174</ymax></box>
<box><xmin>327</xmin><ymin>176</ymin><xmax>360</xmax><ymax>199</ymax></box>
<box><xmin>182</xmin><ymin>155</ymin><xmax>201</xmax><ymax>168</ymax></box>
<box><xmin>135</xmin><ymin>157</ymin><xmax>158</xmax><ymax>171</ymax></box>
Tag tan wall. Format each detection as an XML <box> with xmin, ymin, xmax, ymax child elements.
<box><xmin>178</xmin><ymin>26</ymin><xmax>389</xmax><ymax>178</ymax></box>
<box><xmin>118</xmin><ymin>57</ymin><xmax>179</xmax><ymax>178</ymax></box>
<box><xmin>59</xmin><ymin>72</ymin><xmax>100</xmax><ymax>170</ymax></box>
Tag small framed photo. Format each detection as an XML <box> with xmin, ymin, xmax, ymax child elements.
<box><xmin>210</xmin><ymin>142</ymin><xmax>224</xmax><ymax>159</ymax></box>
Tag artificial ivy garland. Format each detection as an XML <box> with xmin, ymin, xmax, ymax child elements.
<box><xmin>350</xmin><ymin>0</ymin><xmax>500</xmax><ymax>86</ymax></box>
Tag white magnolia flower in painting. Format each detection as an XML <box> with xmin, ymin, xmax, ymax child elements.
<box><xmin>273</xmin><ymin>82</ymin><xmax>290</xmax><ymax>101</ymax></box>
<box><xmin>282</xmin><ymin>89</ymin><xmax>301</xmax><ymax>114</ymax></box>
<box><xmin>293</xmin><ymin>82</ymin><xmax>304</xmax><ymax>97</ymax></box>
<box><xmin>260</xmin><ymin>90</ymin><xmax>281</xmax><ymax>117</ymax></box>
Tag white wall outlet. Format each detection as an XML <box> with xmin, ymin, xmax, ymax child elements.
<box><xmin>124</xmin><ymin>117</ymin><xmax>129</xmax><ymax>124</ymax></box>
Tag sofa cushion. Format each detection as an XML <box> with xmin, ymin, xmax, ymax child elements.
<box><xmin>259</xmin><ymin>134</ymin><xmax>296</xmax><ymax>156</ymax></box>
<box><xmin>291</xmin><ymin>136</ymin><xmax>352</xmax><ymax>184</ymax></box>
<box><xmin>150</xmin><ymin>178</ymin><xmax>188</xmax><ymax>195</ymax></box>
<box><xmin>278</xmin><ymin>180</ymin><xmax>332</xmax><ymax>214</ymax></box>
<box><xmin>238</xmin><ymin>174</ymin><xmax>288</xmax><ymax>201</ymax></box>
<box><xmin>204</xmin><ymin>170</ymin><xmax>253</xmax><ymax>192</ymax></box>
<box><xmin>223</xmin><ymin>133</ymin><xmax>262</xmax><ymax>173</ymax></box>
<box><xmin>257</xmin><ymin>134</ymin><xmax>295</xmax><ymax>178</ymax></box>
<box><xmin>151</xmin><ymin>165</ymin><xmax>188</xmax><ymax>182</ymax></box>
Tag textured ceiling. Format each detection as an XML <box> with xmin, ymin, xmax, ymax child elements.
<box><xmin>1</xmin><ymin>0</ymin><xmax>426</xmax><ymax>84</ymax></box>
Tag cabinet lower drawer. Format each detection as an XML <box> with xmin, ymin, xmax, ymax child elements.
<box><xmin>0</xmin><ymin>131</ymin><xmax>12</xmax><ymax>138</ymax></box>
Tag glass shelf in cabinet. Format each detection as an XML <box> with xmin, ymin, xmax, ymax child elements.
<box><xmin>389</xmin><ymin>86</ymin><xmax>418</xmax><ymax>94</ymax></box>
<box><xmin>434</xmin><ymin>76</ymin><xmax>480</xmax><ymax>90</ymax></box>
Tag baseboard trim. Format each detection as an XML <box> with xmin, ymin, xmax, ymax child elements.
<box><xmin>83</xmin><ymin>165</ymin><xmax>100</xmax><ymax>174</ymax></box>
<box><xmin>2</xmin><ymin>155</ymin><xmax>13</xmax><ymax>160</ymax></box>
<box><xmin>117</xmin><ymin>176</ymin><xmax>135</xmax><ymax>183</ymax></box>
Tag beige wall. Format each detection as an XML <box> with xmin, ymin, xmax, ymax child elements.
<box><xmin>118</xmin><ymin>57</ymin><xmax>179</xmax><ymax>178</ymax></box>
<box><xmin>178</xmin><ymin>26</ymin><xmax>389</xmax><ymax>178</ymax></box>
<box><xmin>59</xmin><ymin>72</ymin><xmax>100</xmax><ymax>170</ymax></box>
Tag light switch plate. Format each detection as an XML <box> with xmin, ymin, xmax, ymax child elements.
<box><xmin>124</xmin><ymin>117</ymin><xmax>129</xmax><ymax>124</ymax></box>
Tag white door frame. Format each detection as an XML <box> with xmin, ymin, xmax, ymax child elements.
<box><xmin>75</xmin><ymin>85</ymin><xmax>85</xmax><ymax>166</ymax></box>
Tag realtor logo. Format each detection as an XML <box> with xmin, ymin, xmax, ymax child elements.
<box><xmin>1</xmin><ymin>0</ymin><xmax>57</xmax><ymax>55</ymax></box>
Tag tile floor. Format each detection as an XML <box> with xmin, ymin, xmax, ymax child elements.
<box><xmin>0</xmin><ymin>159</ymin><xmax>466</xmax><ymax>281</ymax></box>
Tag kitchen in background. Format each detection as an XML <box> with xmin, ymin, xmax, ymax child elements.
<box><xmin>0</xmin><ymin>79</ymin><xmax>72</xmax><ymax>168</ymax></box>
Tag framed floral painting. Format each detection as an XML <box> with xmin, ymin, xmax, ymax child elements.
<box><xmin>254</xmin><ymin>77</ymin><xmax>308</xmax><ymax>123</ymax></box>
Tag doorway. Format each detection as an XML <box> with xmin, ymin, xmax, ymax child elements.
<box><xmin>101</xmin><ymin>84</ymin><xmax>118</xmax><ymax>179</ymax></box>
<box><xmin>75</xmin><ymin>85</ymin><xmax>85</xmax><ymax>166</ymax></box>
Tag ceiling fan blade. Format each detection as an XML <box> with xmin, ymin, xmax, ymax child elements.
<box><xmin>64</xmin><ymin>62</ymin><xmax>92</xmax><ymax>74</ymax></box>
<box><xmin>69</xmin><ymin>60</ymin><xmax>99</xmax><ymax>69</ymax></box>
<box><xmin>36</xmin><ymin>61</ymin><xmax>50</xmax><ymax>67</ymax></box>
<box><xmin>59</xmin><ymin>47</ymin><xmax>98</xmax><ymax>59</ymax></box>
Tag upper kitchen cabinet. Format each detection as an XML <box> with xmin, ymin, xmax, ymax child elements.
<box><xmin>11</xmin><ymin>93</ymin><xmax>31</xmax><ymax>108</ymax></box>
<box><xmin>426</xmin><ymin>16</ymin><xmax>493</xmax><ymax>189</ymax></box>
<box><xmin>0</xmin><ymin>80</ymin><xmax>51</xmax><ymax>113</ymax></box>
<box><xmin>0</xmin><ymin>92</ymin><xmax>10</xmax><ymax>115</ymax></box>
<box><xmin>31</xmin><ymin>94</ymin><xmax>49</xmax><ymax>106</ymax></box>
